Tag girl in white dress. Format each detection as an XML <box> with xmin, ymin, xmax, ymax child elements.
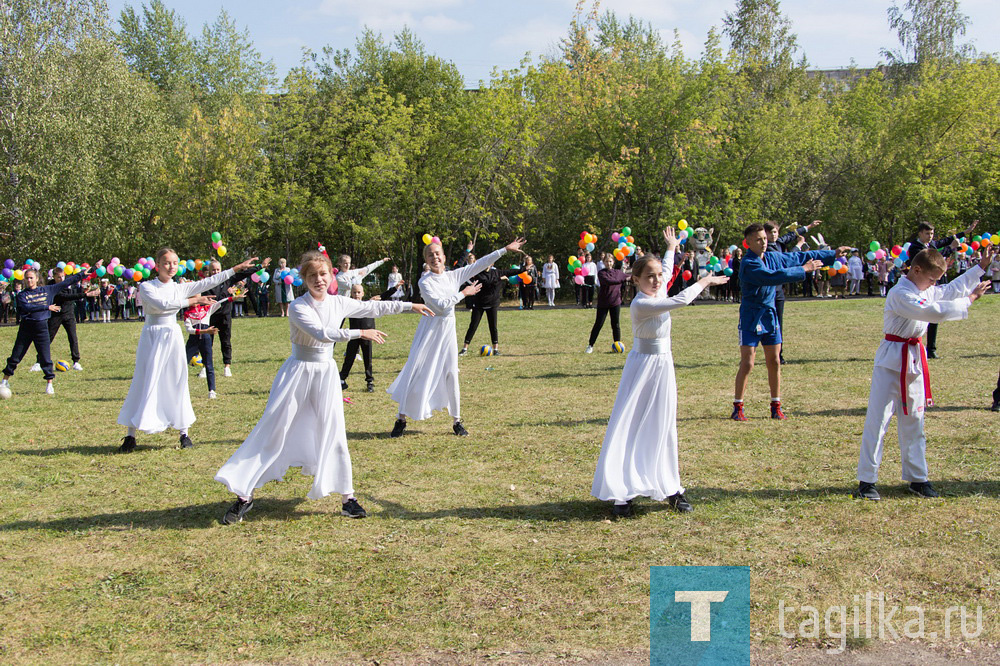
<box><xmin>117</xmin><ymin>249</ymin><xmax>258</xmax><ymax>452</ymax></box>
<box><xmin>591</xmin><ymin>228</ymin><xmax>728</xmax><ymax>518</ymax></box>
<box><xmin>216</xmin><ymin>250</ymin><xmax>432</xmax><ymax>524</ymax></box>
<box><xmin>541</xmin><ymin>255</ymin><xmax>560</xmax><ymax>306</ymax></box>
<box><xmin>388</xmin><ymin>237</ymin><xmax>526</xmax><ymax>438</ymax></box>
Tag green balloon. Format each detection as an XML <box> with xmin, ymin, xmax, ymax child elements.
<box><xmin>621</xmin><ymin>226</ymin><xmax>632</xmax><ymax>236</ymax></box>
<box><xmin>869</xmin><ymin>241</ymin><xmax>880</xmax><ymax>252</ymax></box>
<box><xmin>211</xmin><ymin>231</ymin><xmax>222</xmax><ymax>243</ymax></box>
<box><xmin>114</xmin><ymin>266</ymin><xmax>123</xmax><ymax>277</ymax></box>
<box><xmin>141</xmin><ymin>267</ymin><xmax>150</xmax><ymax>278</ymax></box>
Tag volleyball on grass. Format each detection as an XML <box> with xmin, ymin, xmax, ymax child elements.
<box><xmin>479</xmin><ymin>345</ymin><xmax>493</xmax><ymax>357</ymax></box>
<box><xmin>55</xmin><ymin>360</ymin><xmax>71</xmax><ymax>372</ymax></box>
<box><xmin>611</xmin><ymin>342</ymin><xmax>625</xmax><ymax>353</ymax></box>
<box><xmin>189</xmin><ymin>355</ymin><xmax>203</xmax><ymax>367</ymax></box>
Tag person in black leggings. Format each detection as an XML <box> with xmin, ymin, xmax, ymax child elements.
<box><xmin>586</xmin><ymin>253</ymin><xmax>628</xmax><ymax>353</ymax></box>
<box><xmin>459</xmin><ymin>253</ymin><xmax>518</xmax><ymax>356</ymax></box>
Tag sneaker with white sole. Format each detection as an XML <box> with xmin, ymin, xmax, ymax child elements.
<box><xmin>341</xmin><ymin>498</ymin><xmax>367</xmax><ymax>518</ymax></box>
<box><xmin>222</xmin><ymin>497</ymin><xmax>254</xmax><ymax>524</ymax></box>
<box><xmin>208</xmin><ymin>390</ymin><xmax>217</xmax><ymax>399</ymax></box>
<box><xmin>72</xmin><ymin>362</ymin><xmax>83</xmax><ymax>371</ymax></box>
<box><xmin>198</xmin><ymin>368</ymin><xmax>206</xmax><ymax>379</ymax></box>
<box><xmin>45</xmin><ymin>383</ymin><xmax>54</xmax><ymax>395</ymax></box>
<box><xmin>585</xmin><ymin>346</ymin><xmax>593</xmax><ymax>354</ymax></box>
<box><xmin>29</xmin><ymin>363</ymin><xmax>41</xmax><ymax>372</ymax></box>
<box><xmin>224</xmin><ymin>366</ymin><xmax>232</xmax><ymax>377</ymax></box>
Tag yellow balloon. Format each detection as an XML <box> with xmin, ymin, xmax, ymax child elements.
<box><xmin>422</xmin><ymin>233</ymin><xmax>432</xmax><ymax>245</ymax></box>
<box><xmin>217</xmin><ymin>246</ymin><xmax>227</xmax><ymax>257</ymax></box>
<box><xmin>992</xmin><ymin>234</ymin><xmax>1000</xmax><ymax>244</ymax></box>
<box><xmin>678</xmin><ymin>219</ymin><xmax>688</xmax><ymax>231</ymax></box>
<box><xmin>14</xmin><ymin>269</ymin><xmax>24</xmax><ymax>280</ymax></box>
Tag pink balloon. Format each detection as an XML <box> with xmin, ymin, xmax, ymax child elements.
<box><xmin>874</xmin><ymin>249</ymin><xmax>885</xmax><ymax>260</ymax></box>
<box><xmin>611</xmin><ymin>232</ymin><xmax>620</xmax><ymax>242</ymax></box>
<box><xmin>251</xmin><ymin>273</ymin><xmax>261</xmax><ymax>283</ymax></box>
<box><xmin>574</xmin><ymin>275</ymin><xmax>584</xmax><ymax>285</ymax></box>
<box><xmin>431</xmin><ymin>236</ymin><xmax>440</xmax><ymax>244</ymax></box>
<box><xmin>212</xmin><ymin>241</ymin><xmax>221</xmax><ymax>249</ymax></box>
<box><xmin>580</xmin><ymin>267</ymin><xmax>589</xmax><ymax>277</ymax></box>
<box><xmin>283</xmin><ymin>275</ymin><xmax>293</xmax><ymax>285</ymax></box>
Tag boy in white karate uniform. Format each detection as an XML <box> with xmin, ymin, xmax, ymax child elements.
<box><xmin>855</xmin><ymin>247</ymin><xmax>993</xmax><ymax>500</ymax></box>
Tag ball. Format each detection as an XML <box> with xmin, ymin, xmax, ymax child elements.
<box><xmin>611</xmin><ymin>341</ymin><xmax>625</xmax><ymax>353</ymax></box>
<box><xmin>190</xmin><ymin>355</ymin><xmax>203</xmax><ymax>367</ymax></box>
<box><xmin>479</xmin><ymin>345</ymin><xmax>493</xmax><ymax>357</ymax></box>
<box><xmin>0</xmin><ymin>384</ymin><xmax>11</xmax><ymax>400</ymax></box>
<box><xmin>55</xmin><ymin>360</ymin><xmax>71</xmax><ymax>372</ymax></box>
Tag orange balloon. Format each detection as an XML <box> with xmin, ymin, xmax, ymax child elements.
<box><xmin>133</xmin><ymin>271</ymin><xmax>142</xmax><ymax>281</ymax></box>
<box><xmin>578</xmin><ymin>239</ymin><xmax>587</xmax><ymax>249</ymax></box>
<box><xmin>838</xmin><ymin>266</ymin><xmax>848</xmax><ymax>274</ymax></box>
<box><xmin>523</xmin><ymin>275</ymin><xmax>532</xmax><ymax>285</ymax></box>
<box><xmin>626</xmin><ymin>235</ymin><xmax>634</xmax><ymax>244</ymax></box>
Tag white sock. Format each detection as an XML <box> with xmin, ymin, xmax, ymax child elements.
<box><xmin>342</xmin><ymin>494</ymin><xmax>355</xmax><ymax>502</ymax></box>
<box><xmin>771</xmin><ymin>397</ymin><xmax>780</xmax><ymax>403</ymax></box>
<box><xmin>734</xmin><ymin>398</ymin><xmax>743</xmax><ymax>404</ymax></box>
<box><xmin>179</xmin><ymin>428</ymin><xmax>188</xmax><ymax>437</ymax></box>
<box><xmin>127</xmin><ymin>427</ymin><xmax>137</xmax><ymax>437</ymax></box>
<box><xmin>614</xmin><ymin>500</ymin><xmax>629</xmax><ymax>506</ymax></box>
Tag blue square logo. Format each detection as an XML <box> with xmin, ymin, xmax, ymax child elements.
<box><xmin>650</xmin><ymin>566</ymin><xmax>752</xmax><ymax>666</ymax></box>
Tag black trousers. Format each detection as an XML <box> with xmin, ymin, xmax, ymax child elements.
<box><xmin>185</xmin><ymin>329</ymin><xmax>216</xmax><ymax>391</ymax></box>
<box><xmin>340</xmin><ymin>338</ymin><xmax>373</xmax><ymax>384</ymax></box>
<box><xmin>582</xmin><ymin>277</ymin><xmax>594</xmax><ymax>306</ymax></box>
<box><xmin>257</xmin><ymin>293</ymin><xmax>269</xmax><ymax>317</ymax></box>
<box><xmin>993</xmin><ymin>370</ymin><xmax>1000</xmax><ymax>404</ymax></box>
<box><xmin>519</xmin><ymin>284</ymin><xmax>536</xmax><ymax>308</ymax></box>
<box><xmin>926</xmin><ymin>323</ymin><xmax>938</xmax><ymax>353</ymax></box>
<box><xmin>47</xmin><ymin>314</ymin><xmax>81</xmax><ymax>362</ymax></box>
<box><xmin>5</xmin><ymin>319</ymin><xmax>54</xmax><ymax>379</ymax></box>
<box><xmin>464</xmin><ymin>307</ymin><xmax>499</xmax><ymax>346</ymax></box>
<box><xmin>210</xmin><ymin>312</ymin><xmax>233</xmax><ymax>365</ymax></box>
<box><xmin>589</xmin><ymin>305</ymin><xmax>621</xmax><ymax>346</ymax></box>
<box><xmin>802</xmin><ymin>273</ymin><xmax>814</xmax><ymax>298</ymax></box>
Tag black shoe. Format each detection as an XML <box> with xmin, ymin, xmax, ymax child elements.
<box><xmin>341</xmin><ymin>380</ymin><xmax>348</xmax><ymax>390</ymax></box>
<box><xmin>991</xmin><ymin>399</ymin><xmax>1000</xmax><ymax>412</ymax></box>
<box><xmin>491</xmin><ymin>349</ymin><xmax>501</xmax><ymax>356</ymax></box>
<box><xmin>390</xmin><ymin>418</ymin><xmax>407</xmax><ymax>438</ymax></box>
<box><xmin>611</xmin><ymin>500</ymin><xmax>635</xmax><ymax>518</ymax></box>
<box><xmin>222</xmin><ymin>497</ymin><xmax>254</xmax><ymax>524</ymax></box>
<box><xmin>854</xmin><ymin>481</ymin><xmax>880</xmax><ymax>501</ymax></box>
<box><xmin>119</xmin><ymin>435</ymin><xmax>136</xmax><ymax>453</ymax></box>
<box><xmin>341</xmin><ymin>497</ymin><xmax>367</xmax><ymax>518</ymax></box>
<box><xmin>668</xmin><ymin>492</ymin><xmax>693</xmax><ymax>513</ymax></box>
<box><xmin>453</xmin><ymin>421</ymin><xmax>469</xmax><ymax>436</ymax></box>
<box><xmin>179</xmin><ymin>434</ymin><xmax>194</xmax><ymax>449</ymax></box>
<box><xmin>779</xmin><ymin>356</ymin><xmax>786</xmax><ymax>365</ymax></box>
<box><xmin>927</xmin><ymin>350</ymin><xmax>939</xmax><ymax>359</ymax></box>
<box><xmin>366</xmin><ymin>382</ymin><xmax>375</xmax><ymax>393</ymax></box>
<box><xmin>458</xmin><ymin>348</ymin><xmax>468</xmax><ymax>357</ymax></box>
<box><xmin>908</xmin><ymin>481</ymin><xmax>939</xmax><ymax>498</ymax></box>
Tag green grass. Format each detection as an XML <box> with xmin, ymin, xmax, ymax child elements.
<box><xmin>1</xmin><ymin>296</ymin><xmax>999</xmax><ymax>663</ymax></box>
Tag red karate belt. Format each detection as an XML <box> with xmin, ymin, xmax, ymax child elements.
<box><xmin>884</xmin><ymin>334</ymin><xmax>933</xmax><ymax>415</ymax></box>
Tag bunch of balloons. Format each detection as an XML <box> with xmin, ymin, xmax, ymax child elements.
<box><xmin>1</xmin><ymin>258</ymin><xmax>42</xmax><ymax>281</ymax></box>
<box><xmin>507</xmin><ymin>266</ymin><xmax>533</xmax><ymax>285</ymax></box>
<box><xmin>422</xmin><ymin>233</ymin><xmax>441</xmax><ymax>245</ymax></box>
<box><xmin>276</xmin><ymin>266</ymin><xmax>302</xmax><ymax>287</ymax></box>
<box><xmin>578</xmin><ymin>231</ymin><xmax>598</xmax><ymax>253</ymax></box>
<box><xmin>251</xmin><ymin>267</ymin><xmax>271</xmax><ymax>284</ymax></box>
<box><xmin>611</xmin><ymin>226</ymin><xmax>636</xmax><ymax>260</ymax></box>
<box><xmin>211</xmin><ymin>231</ymin><xmax>227</xmax><ymax>257</ymax></box>
<box><xmin>827</xmin><ymin>260</ymin><xmax>849</xmax><ymax>277</ymax></box>
<box><xmin>566</xmin><ymin>255</ymin><xmax>586</xmax><ymax>285</ymax></box>
<box><xmin>675</xmin><ymin>219</ymin><xmax>694</xmax><ymax>247</ymax></box>
<box><xmin>961</xmin><ymin>231</ymin><xmax>1000</xmax><ymax>255</ymax></box>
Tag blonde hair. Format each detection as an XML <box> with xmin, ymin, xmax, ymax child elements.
<box><xmin>423</xmin><ymin>242</ymin><xmax>443</xmax><ymax>262</ymax></box>
<box><xmin>299</xmin><ymin>250</ymin><xmax>333</xmax><ymax>282</ymax></box>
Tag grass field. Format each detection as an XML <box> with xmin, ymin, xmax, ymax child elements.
<box><xmin>0</xmin><ymin>295</ymin><xmax>998</xmax><ymax>664</ymax></box>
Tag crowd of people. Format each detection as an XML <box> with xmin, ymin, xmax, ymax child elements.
<box><xmin>1</xmin><ymin>218</ymin><xmax>998</xmax><ymax>523</ymax></box>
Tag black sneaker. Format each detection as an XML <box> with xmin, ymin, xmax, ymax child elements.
<box><xmin>668</xmin><ymin>492</ymin><xmax>693</xmax><ymax>512</ymax></box>
<box><xmin>341</xmin><ymin>498</ymin><xmax>367</xmax><ymax>518</ymax></box>
<box><xmin>991</xmin><ymin>399</ymin><xmax>1000</xmax><ymax>413</ymax></box>
<box><xmin>458</xmin><ymin>348</ymin><xmax>468</xmax><ymax>357</ymax></box>
<box><xmin>119</xmin><ymin>435</ymin><xmax>136</xmax><ymax>453</ymax></box>
<box><xmin>927</xmin><ymin>350</ymin><xmax>939</xmax><ymax>359</ymax></box>
<box><xmin>491</xmin><ymin>349</ymin><xmax>501</xmax><ymax>356</ymax></box>
<box><xmin>854</xmin><ymin>481</ymin><xmax>880</xmax><ymax>501</ymax></box>
<box><xmin>390</xmin><ymin>418</ymin><xmax>407</xmax><ymax>438</ymax></box>
<box><xmin>179</xmin><ymin>434</ymin><xmax>194</xmax><ymax>449</ymax></box>
<box><xmin>453</xmin><ymin>421</ymin><xmax>469</xmax><ymax>436</ymax></box>
<box><xmin>366</xmin><ymin>382</ymin><xmax>374</xmax><ymax>393</ymax></box>
<box><xmin>909</xmin><ymin>481</ymin><xmax>939</xmax><ymax>498</ymax></box>
<box><xmin>611</xmin><ymin>500</ymin><xmax>635</xmax><ymax>518</ymax></box>
<box><xmin>222</xmin><ymin>497</ymin><xmax>254</xmax><ymax>524</ymax></box>
<box><xmin>341</xmin><ymin>380</ymin><xmax>348</xmax><ymax>390</ymax></box>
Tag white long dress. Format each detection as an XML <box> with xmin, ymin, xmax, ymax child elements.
<box><xmin>541</xmin><ymin>263</ymin><xmax>560</xmax><ymax>289</ymax></box>
<box><xmin>117</xmin><ymin>269</ymin><xmax>236</xmax><ymax>434</ymax></box>
<box><xmin>215</xmin><ymin>293</ymin><xmax>412</xmax><ymax>500</ymax></box>
<box><xmin>388</xmin><ymin>248</ymin><xmax>507</xmax><ymax>420</ymax></box>
<box><xmin>591</xmin><ymin>255</ymin><xmax>707</xmax><ymax>503</ymax></box>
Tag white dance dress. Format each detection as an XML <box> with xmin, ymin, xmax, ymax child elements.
<box><xmin>388</xmin><ymin>248</ymin><xmax>506</xmax><ymax>420</ymax></box>
<box><xmin>215</xmin><ymin>293</ymin><xmax>412</xmax><ymax>500</ymax></box>
<box><xmin>117</xmin><ymin>269</ymin><xmax>236</xmax><ymax>434</ymax></box>
<box><xmin>591</xmin><ymin>255</ymin><xmax>707</xmax><ymax>503</ymax></box>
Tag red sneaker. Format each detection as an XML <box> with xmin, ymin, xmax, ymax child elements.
<box><xmin>770</xmin><ymin>401</ymin><xmax>787</xmax><ymax>420</ymax></box>
<box><xmin>731</xmin><ymin>402</ymin><xmax>748</xmax><ymax>421</ymax></box>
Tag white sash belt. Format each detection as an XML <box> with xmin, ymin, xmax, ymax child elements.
<box><xmin>144</xmin><ymin>313</ymin><xmax>177</xmax><ymax>326</ymax></box>
<box><xmin>634</xmin><ymin>337</ymin><xmax>671</xmax><ymax>355</ymax></box>
<box><xmin>292</xmin><ymin>343</ymin><xmax>333</xmax><ymax>362</ymax></box>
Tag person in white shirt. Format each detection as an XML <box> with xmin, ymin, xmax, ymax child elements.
<box><xmin>581</xmin><ymin>253</ymin><xmax>597</xmax><ymax>308</ymax></box>
<box><xmin>846</xmin><ymin>249</ymin><xmax>864</xmax><ymax>296</ymax></box>
<box><xmin>335</xmin><ymin>254</ymin><xmax>390</xmax><ymax>296</ymax></box>
<box><xmin>855</xmin><ymin>247</ymin><xmax>993</xmax><ymax>500</ymax></box>
<box><xmin>541</xmin><ymin>255</ymin><xmax>560</xmax><ymax>306</ymax></box>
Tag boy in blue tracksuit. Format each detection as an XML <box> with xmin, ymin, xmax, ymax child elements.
<box><xmin>3</xmin><ymin>265</ymin><xmax>93</xmax><ymax>395</ymax></box>
<box><xmin>732</xmin><ymin>223</ymin><xmax>847</xmax><ymax>421</ymax></box>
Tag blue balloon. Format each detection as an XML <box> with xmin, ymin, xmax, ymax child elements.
<box><xmin>292</xmin><ymin>277</ymin><xmax>302</xmax><ymax>287</ymax></box>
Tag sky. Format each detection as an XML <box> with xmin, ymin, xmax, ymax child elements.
<box><xmin>104</xmin><ymin>0</ymin><xmax>1000</xmax><ymax>88</ymax></box>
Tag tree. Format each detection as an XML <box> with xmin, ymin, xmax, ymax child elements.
<box><xmin>722</xmin><ymin>0</ymin><xmax>802</xmax><ymax>97</ymax></box>
<box><xmin>116</xmin><ymin>0</ymin><xmax>194</xmax><ymax>93</ymax></box>
<box><xmin>884</xmin><ymin>0</ymin><xmax>975</xmax><ymax>66</ymax></box>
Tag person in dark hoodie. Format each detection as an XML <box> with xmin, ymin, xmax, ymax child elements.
<box><xmin>46</xmin><ymin>267</ymin><xmax>99</xmax><ymax>371</ymax></box>
<box><xmin>2</xmin><ymin>265</ymin><xmax>93</xmax><ymax>396</ymax></box>
<box><xmin>198</xmin><ymin>258</ymin><xmax>271</xmax><ymax>377</ymax></box>
<box><xmin>458</xmin><ymin>253</ymin><xmax>520</xmax><ymax>357</ymax></box>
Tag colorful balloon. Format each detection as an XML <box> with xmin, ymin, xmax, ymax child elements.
<box><xmin>211</xmin><ymin>231</ymin><xmax>222</xmax><ymax>243</ymax></box>
<box><xmin>422</xmin><ymin>233</ymin><xmax>432</xmax><ymax>245</ymax></box>
<box><xmin>677</xmin><ymin>220</ymin><xmax>687</xmax><ymax>231</ymax></box>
